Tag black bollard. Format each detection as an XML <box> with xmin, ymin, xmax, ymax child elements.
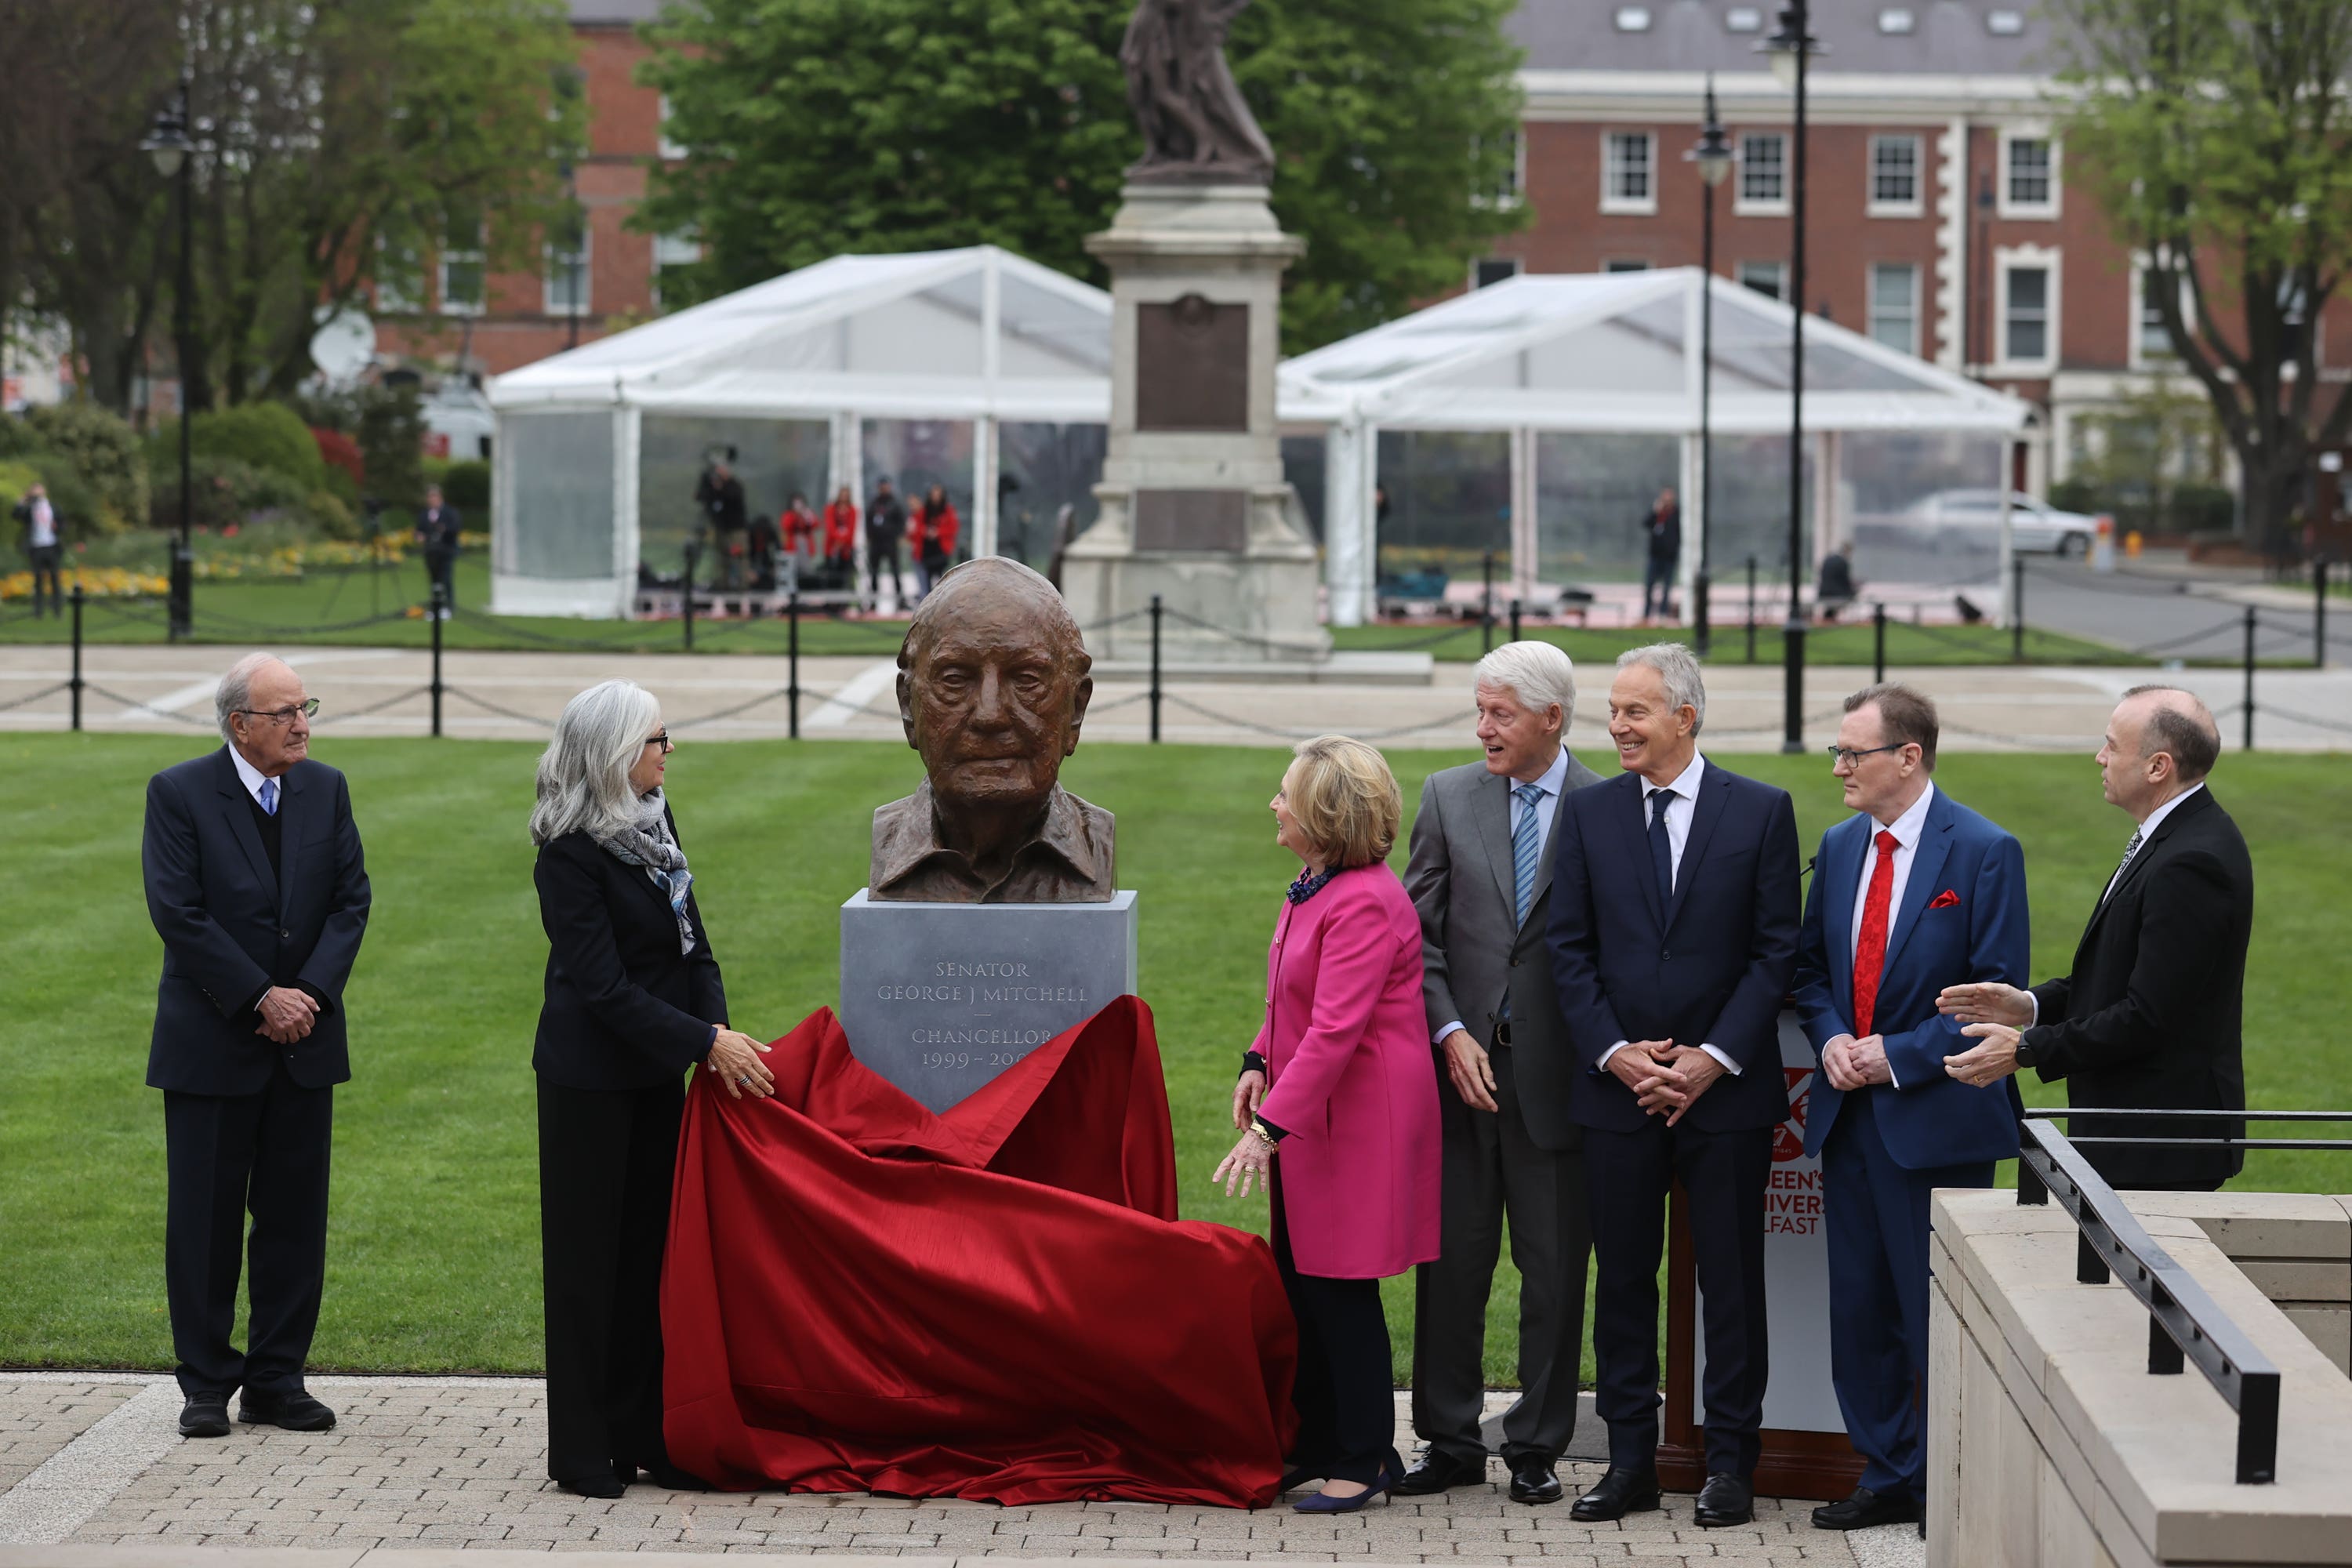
<box><xmin>1481</xmin><ymin>550</ymin><xmax>1496</xmax><ymax>657</ymax></box>
<box><xmin>1873</xmin><ymin>601</ymin><xmax>1886</xmax><ymax>686</ymax></box>
<box><xmin>430</xmin><ymin>580</ymin><xmax>446</xmax><ymax>738</ymax></box>
<box><xmin>1744</xmin><ymin>554</ymin><xmax>1759</xmax><ymax>665</ymax></box>
<box><xmin>788</xmin><ymin>588</ymin><xmax>801</xmax><ymax>739</ymax></box>
<box><xmin>70</xmin><ymin>585</ymin><xmax>85</xmax><ymax>731</ymax></box>
<box><xmin>2316</xmin><ymin>557</ymin><xmax>2329</xmax><ymax>670</ymax></box>
<box><xmin>2011</xmin><ymin>555</ymin><xmax>2026</xmax><ymax>664</ymax></box>
<box><xmin>2243</xmin><ymin>604</ymin><xmax>2256</xmax><ymax>752</ymax></box>
<box><xmin>1510</xmin><ymin>597</ymin><xmax>1523</xmax><ymax>644</ymax></box>
<box><xmin>682</xmin><ymin>540</ymin><xmax>701</xmax><ymax>652</ymax></box>
<box><xmin>1149</xmin><ymin>593</ymin><xmax>1163</xmax><ymax>744</ymax></box>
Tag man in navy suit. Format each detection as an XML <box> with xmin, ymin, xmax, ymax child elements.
<box><xmin>1791</xmin><ymin>684</ymin><xmax>2027</xmax><ymax>1532</ymax></box>
<box><xmin>143</xmin><ymin>653</ymin><xmax>371</xmax><ymax>1439</ymax></box>
<box><xmin>1545</xmin><ymin>643</ymin><xmax>1800</xmax><ymax>1530</ymax></box>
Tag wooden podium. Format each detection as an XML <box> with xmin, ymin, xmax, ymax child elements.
<box><xmin>1655</xmin><ymin>1014</ymin><xmax>1866</xmax><ymax>1501</ymax></box>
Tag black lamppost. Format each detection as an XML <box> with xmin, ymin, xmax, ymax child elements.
<box><xmin>1685</xmin><ymin>78</ymin><xmax>1736</xmax><ymax>658</ymax></box>
<box><xmin>1762</xmin><ymin>4</ymin><xmax>1821</xmax><ymax>753</ymax></box>
<box><xmin>142</xmin><ymin>80</ymin><xmax>196</xmax><ymax>641</ymax></box>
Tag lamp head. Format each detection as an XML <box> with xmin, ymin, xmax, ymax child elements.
<box><xmin>1759</xmin><ymin>6</ymin><xmax>1821</xmax><ymax>90</ymax></box>
<box><xmin>140</xmin><ymin>95</ymin><xmax>192</xmax><ymax>179</ymax></box>
<box><xmin>1688</xmin><ymin>76</ymin><xmax>1737</xmax><ymax>187</ymax></box>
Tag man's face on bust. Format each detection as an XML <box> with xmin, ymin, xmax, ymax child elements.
<box><xmin>902</xmin><ymin>594</ymin><xmax>1091</xmax><ymax>811</ymax></box>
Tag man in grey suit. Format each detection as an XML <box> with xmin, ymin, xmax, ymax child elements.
<box><xmin>1399</xmin><ymin>641</ymin><xmax>1603</xmax><ymax>1505</ymax></box>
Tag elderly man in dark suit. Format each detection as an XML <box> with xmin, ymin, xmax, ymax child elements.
<box><xmin>143</xmin><ymin>652</ymin><xmax>371</xmax><ymax>1439</ymax></box>
<box><xmin>1940</xmin><ymin>685</ymin><xmax>2252</xmax><ymax>1193</ymax></box>
<box><xmin>1399</xmin><ymin>641</ymin><xmax>1602</xmax><ymax>1507</ymax></box>
<box><xmin>1545</xmin><ymin>642</ymin><xmax>1800</xmax><ymax>1530</ymax></box>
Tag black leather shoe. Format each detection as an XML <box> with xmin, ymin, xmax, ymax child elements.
<box><xmin>1811</xmin><ymin>1484</ymin><xmax>1921</xmax><ymax>1530</ymax></box>
<box><xmin>1569</xmin><ymin>1465</ymin><xmax>1661</xmax><ymax>1521</ymax></box>
<box><xmin>178</xmin><ymin>1395</ymin><xmax>230</xmax><ymax>1438</ymax></box>
<box><xmin>1693</xmin><ymin>1471</ymin><xmax>1754</xmax><ymax>1528</ymax></box>
<box><xmin>555</xmin><ymin>1468</ymin><xmax>625</xmax><ymax>1500</ymax></box>
<box><xmin>1395</xmin><ymin>1449</ymin><xmax>1486</xmax><ymax>1495</ymax></box>
<box><xmin>237</xmin><ymin>1388</ymin><xmax>336</xmax><ymax>1432</ymax></box>
<box><xmin>1506</xmin><ymin>1457</ymin><xmax>1563</xmax><ymax>1505</ymax></box>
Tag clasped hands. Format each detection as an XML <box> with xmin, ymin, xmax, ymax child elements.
<box><xmin>1934</xmin><ymin>981</ymin><xmax>2034</xmax><ymax>1087</ymax></box>
<box><xmin>1820</xmin><ymin>1033</ymin><xmax>1892</xmax><ymax>1092</ymax></box>
<box><xmin>254</xmin><ymin>985</ymin><xmax>318</xmax><ymax>1045</ymax></box>
<box><xmin>1608</xmin><ymin>1040</ymin><xmax>1723</xmax><ymax>1126</ymax></box>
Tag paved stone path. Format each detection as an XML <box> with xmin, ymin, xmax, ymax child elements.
<box><xmin>0</xmin><ymin>1376</ymin><xmax>1920</xmax><ymax>1566</ymax></box>
<box><xmin>5</xmin><ymin>644</ymin><xmax>2349</xmax><ymax>751</ymax></box>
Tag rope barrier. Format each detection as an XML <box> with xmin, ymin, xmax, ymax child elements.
<box><xmin>310</xmin><ymin>685</ymin><xmax>437</xmax><ymax>725</ymax></box>
<box><xmin>0</xmin><ymin>681</ymin><xmax>69</xmax><ymax>713</ymax></box>
<box><xmin>78</xmin><ymin>684</ymin><xmax>216</xmax><ymax>725</ymax></box>
<box><xmin>441</xmin><ymin>687</ymin><xmax>558</xmax><ymax>728</ymax></box>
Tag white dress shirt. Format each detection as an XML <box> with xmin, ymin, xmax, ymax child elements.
<box><xmin>1435</xmin><ymin>746</ymin><xmax>1572</xmax><ymax>1047</ymax></box>
<box><xmin>26</xmin><ymin>496</ymin><xmax>56</xmax><ymax>549</ymax></box>
<box><xmin>1845</xmin><ymin>782</ymin><xmax>1936</xmax><ymax>1085</ymax></box>
<box><xmin>227</xmin><ymin>745</ymin><xmax>278</xmax><ymax>809</ymax></box>
<box><xmin>1601</xmin><ymin>753</ymin><xmax>1741</xmax><ymax>1077</ymax></box>
<box><xmin>2024</xmin><ymin>782</ymin><xmax>2205</xmax><ymax>1026</ymax></box>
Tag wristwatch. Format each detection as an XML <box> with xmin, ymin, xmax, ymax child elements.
<box><xmin>2012</xmin><ymin>1035</ymin><xmax>2039</xmax><ymax>1071</ymax></box>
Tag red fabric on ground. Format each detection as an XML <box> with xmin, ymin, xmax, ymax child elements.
<box><xmin>662</xmin><ymin>996</ymin><xmax>1298</xmax><ymax>1506</ymax></box>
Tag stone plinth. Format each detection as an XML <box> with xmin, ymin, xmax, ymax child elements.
<box><xmin>1064</xmin><ymin>183</ymin><xmax>1329</xmax><ymax>666</ymax></box>
<box><xmin>1928</xmin><ymin>1187</ymin><xmax>2352</xmax><ymax>1567</ymax></box>
<box><xmin>837</xmin><ymin>891</ymin><xmax>1138</xmax><ymax>1113</ymax></box>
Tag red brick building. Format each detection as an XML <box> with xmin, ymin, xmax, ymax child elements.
<box><xmin>1492</xmin><ymin>0</ymin><xmax>2348</xmax><ymax>492</ymax></box>
<box><xmin>376</xmin><ymin>0</ymin><xmax>673</xmax><ymax>378</ymax></box>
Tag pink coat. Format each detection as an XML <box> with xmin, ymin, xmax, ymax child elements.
<box><xmin>1250</xmin><ymin>864</ymin><xmax>1442</xmax><ymax>1279</ymax></box>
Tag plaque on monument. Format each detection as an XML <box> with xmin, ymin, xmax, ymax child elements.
<box><xmin>838</xmin><ymin>891</ymin><xmax>1140</xmax><ymax>1112</ymax></box>
<box><xmin>1134</xmin><ymin>488</ymin><xmax>1249</xmax><ymax>551</ymax></box>
<box><xmin>1136</xmin><ymin>295</ymin><xmax>1249</xmax><ymax>431</ymax></box>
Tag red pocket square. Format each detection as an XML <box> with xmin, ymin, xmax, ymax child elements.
<box><xmin>1928</xmin><ymin>889</ymin><xmax>1962</xmax><ymax>909</ymax></box>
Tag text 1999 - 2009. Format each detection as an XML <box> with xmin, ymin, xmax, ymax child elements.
<box><xmin>920</xmin><ymin>1051</ymin><xmax>1030</xmax><ymax>1070</ymax></box>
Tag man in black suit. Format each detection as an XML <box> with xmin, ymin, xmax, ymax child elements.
<box><xmin>143</xmin><ymin>652</ymin><xmax>372</xmax><ymax>1438</ymax></box>
<box><xmin>1940</xmin><ymin>686</ymin><xmax>2252</xmax><ymax>1192</ymax></box>
<box><xmin>413</xmin><ymin>485</ymin><xmax>461</xmax><ymax>619</ymax></box>
<box><xmin>1639</xmin><ymin>488</ymin><xmax>1681</xmax><ymax>623</ymax></box>
<box><xmin>1544</xmin><ymin>642</ymin><xmax>1800</xmax><ymax>1529</ymax></box>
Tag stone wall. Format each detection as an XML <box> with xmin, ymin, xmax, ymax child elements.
<box><xmin>1929</xmin><ymin>1189</ymin><xmax>2352</xmax><ymax>1568</ymax></box>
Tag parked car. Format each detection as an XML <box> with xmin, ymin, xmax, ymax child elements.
<box><xmin>1886</xmin><ymin>490</ymin><xmax>2098</xmax><ymax>557</ymax></box>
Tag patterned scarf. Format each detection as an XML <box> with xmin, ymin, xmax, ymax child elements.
<box><xmin>1286</xmin><ymin>865</ymin><xmax>1338</xmax><ymax>905</ymax></box>
<box><xmin>597</xmin><ymin>789</ymin><xmax>696</xmax><ymax>954</ymax></box>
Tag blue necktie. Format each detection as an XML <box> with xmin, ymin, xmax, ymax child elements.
<box><xmin>1648</xmin><ymin>786</ymin><xmax>1675</xmax><ymax>908</ymax></box>
<box><xmin>259</xmin><ymin>778</ymin><xmax>278</xmax><ymax>817</ymax></box>
<box><xmin>1512</xmin><ymin>782</ymin><xmax>1546</xmax><ymax>928</ymax></box>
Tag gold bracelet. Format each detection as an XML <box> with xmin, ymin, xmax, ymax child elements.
<box><xmin>1250</xmin><ymin>1120</ymin><xmax>1279</xmax><ymax>1149</ymax></box>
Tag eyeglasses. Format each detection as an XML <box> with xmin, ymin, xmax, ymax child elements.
<box><xmin>1825</xmin><ymin>742</ymin><xmax>1904</xmax><ymax>768</ymax></box>
<box><xmin>644</xmin><ymin>731</ymin><xmax>673</xmax><ymax>753</ymax></box>
<box><xmin>237</xmin><ymin>699</ymin><xmax>320</xmax><ymax>725</ymax></box>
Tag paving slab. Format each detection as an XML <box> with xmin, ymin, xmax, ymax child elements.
<box><xmin>0</xmin><ymin>1376</ymin><xmax>1918</xmax><ymax>1568</ymax></box>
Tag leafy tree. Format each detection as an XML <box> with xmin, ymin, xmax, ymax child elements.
<box><xmin>636</xmin><ymin>0</ymin><xmax>1527</xmax><ymax>352</ymax></box>
<box><xmin>13</xmin><ymin>0</ymin><xmax>584</xmax><ymax>416</ymax></box>
<box><xmin>2052</xmin><ymin>0</ymin><xmax>2352</xmax><ymax>548</ymax></box>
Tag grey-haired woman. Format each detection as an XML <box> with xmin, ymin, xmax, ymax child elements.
<box><xmin>528</xmin><ymin>679</ymin><xmax>772</xmax><ymax>1498</ymax></box>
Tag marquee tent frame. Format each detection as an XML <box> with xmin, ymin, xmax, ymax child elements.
<box><xmin>485</xmin><ymin>245</ymin><xmax>1113</xmax><ymax>616</ymax></box>
<box><xmin>1278</xmin><ymin>267</ymin><xmax>2038</xmax><ymax>624</ymax></box>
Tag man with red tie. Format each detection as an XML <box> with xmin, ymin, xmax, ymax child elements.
<box><xmin>1790</xmin><ymin>684</ymin><xmax>2030</xmax><ymax>1533</ymax></box>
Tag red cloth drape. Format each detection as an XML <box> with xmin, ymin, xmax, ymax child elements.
<box><xmin>662</xmin><ymin>996</ymin><xmax>1298</xmax><ymax>1506</ymax></box>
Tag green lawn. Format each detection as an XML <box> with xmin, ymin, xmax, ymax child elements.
<box><xmin>5</xmin><ymin>735</ymin><xmax>2347</xmax><ymax>1382</ymax></box>
<box><xmin>2</xmin><ymin>551</ymin><xmax>2165</xmax><ymax>666</ymax></box>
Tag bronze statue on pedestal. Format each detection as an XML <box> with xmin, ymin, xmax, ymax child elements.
<box><xmin>1120</xmin><ymin>0</ymin><xmax>1275</xmax><ymax>187</ymax></box>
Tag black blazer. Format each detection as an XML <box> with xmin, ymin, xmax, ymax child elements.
<box><xmin>2025</xmin><ymin>786</ymin><xmax>2253</xmax><ymax>1189</ymax></box>
<box><xmin>1544</xmin><ymin>759</ymin><xmax>1802</xmax><ymax>1134</ymax></box>
<box><xmin>143</xmin><ymin>748</ymin><xmax>372</xmax><ymax>1094</ymax></box>
<box><xmin>532</xmin><ymin>811</ymin><xmax>729</xmax><ymax>1091</ymax></box>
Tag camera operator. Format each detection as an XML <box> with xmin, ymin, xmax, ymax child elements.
<box><xmin>696</xmin><ymin>455</ymin><xmax>748</xmax><ymax>588</ymax></box>
<box><xmin>864</xmin><ymin>475</ymin><xmax>907</xmax><ymax>608</ymax></box>
<box><xmin>413</xmin><ymin>485</ymin><xmax>462</xmax><ymax>619</ymax></box>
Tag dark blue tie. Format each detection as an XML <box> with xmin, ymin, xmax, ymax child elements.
<box><xmin>1648</xmin><ymin>787</ymin><xmax>1674</xmax><ymax>908</ymax></box>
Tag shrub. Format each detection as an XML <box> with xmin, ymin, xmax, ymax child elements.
<box><xmin>312</xmin><ymin>426</ymin><xmax>365</xmax><ymax>487</ymax></box>
<box><xmin>440</xmin><ymin>459</ymin><xmax>491</xmax><ymax>514</ymax></box>
<box><xmin>162</xmin><ymin>403</ymin><xmax>328</xmax><ymax>492</ymax></box>
<box><xmin>21</xmin><ymin>401</ymin><xmax>145</xmax><ymax>532</ymax></box>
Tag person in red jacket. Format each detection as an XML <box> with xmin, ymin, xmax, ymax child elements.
<box><xmin>821</xmin><ymin>487</ymin><xmax>858</xmax><ymax>590</ymax></box>
<box><xmin>779</xmin><ymin>492</ymin><xmax>820</xmax><ymax>569</ymax></box>
<box><xmin>909</xmin><ymin>484</ymin><xmax>961</xmax><ymax>601</ymax></box>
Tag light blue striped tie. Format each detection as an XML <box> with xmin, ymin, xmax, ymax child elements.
<box><xmin>1512</xmin><ymin>782</ymin><xmax>1546</xmax><ymax>927</ymax></box>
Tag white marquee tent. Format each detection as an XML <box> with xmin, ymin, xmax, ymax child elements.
<box><xmin>1280</xmin><ymin>267</ymin><xmax>2038</xmax><ymax>623</ymax></box>
<box><xmin>487</xmin><ymin>246</ymin><xmax>1113</xmax><ymax>616</ymax></box>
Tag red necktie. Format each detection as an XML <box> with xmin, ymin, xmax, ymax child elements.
<box><xmin>1852</xmin><ymin>829</ymin><xmax>1899</xmax><ymax>1038</ymax></box>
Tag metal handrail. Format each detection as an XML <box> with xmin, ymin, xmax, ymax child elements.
<box><xmin>2023</xmin><ymin>1106</ymin><xmax>2352</xmax><ymax>1152</ymax></box>
<box><xmin>2014</xmin><ymin>1119</ymin><xmax>2281</xmax><ymax>1485</ymax></box>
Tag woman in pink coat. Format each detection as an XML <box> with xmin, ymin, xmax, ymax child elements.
<box><xmin>1216</xmin><ymin>735</ymin><xmax>1442</xmax><ymax>1512</ymax></box>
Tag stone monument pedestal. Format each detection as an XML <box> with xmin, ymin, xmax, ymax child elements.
<box><xmin>1062</xmin><ymin>183</ymin><xmax>1329</xmax><ymax>666</ymax></box>
<box><xmin>838</xmin><ymin>891</ymin><xmax>1140</xmax><ymax>1113</ymax></box>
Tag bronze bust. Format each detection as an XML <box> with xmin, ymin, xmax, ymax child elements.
<box><xmin>870</xmin><ymin>558</ymin><xmax>1116</xmax><ymax>904</ymax></box>
<box><xmin>1120</xmin><ymin>0</ymin><xmax>1276</xmax><ymax>187</ymax></box>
